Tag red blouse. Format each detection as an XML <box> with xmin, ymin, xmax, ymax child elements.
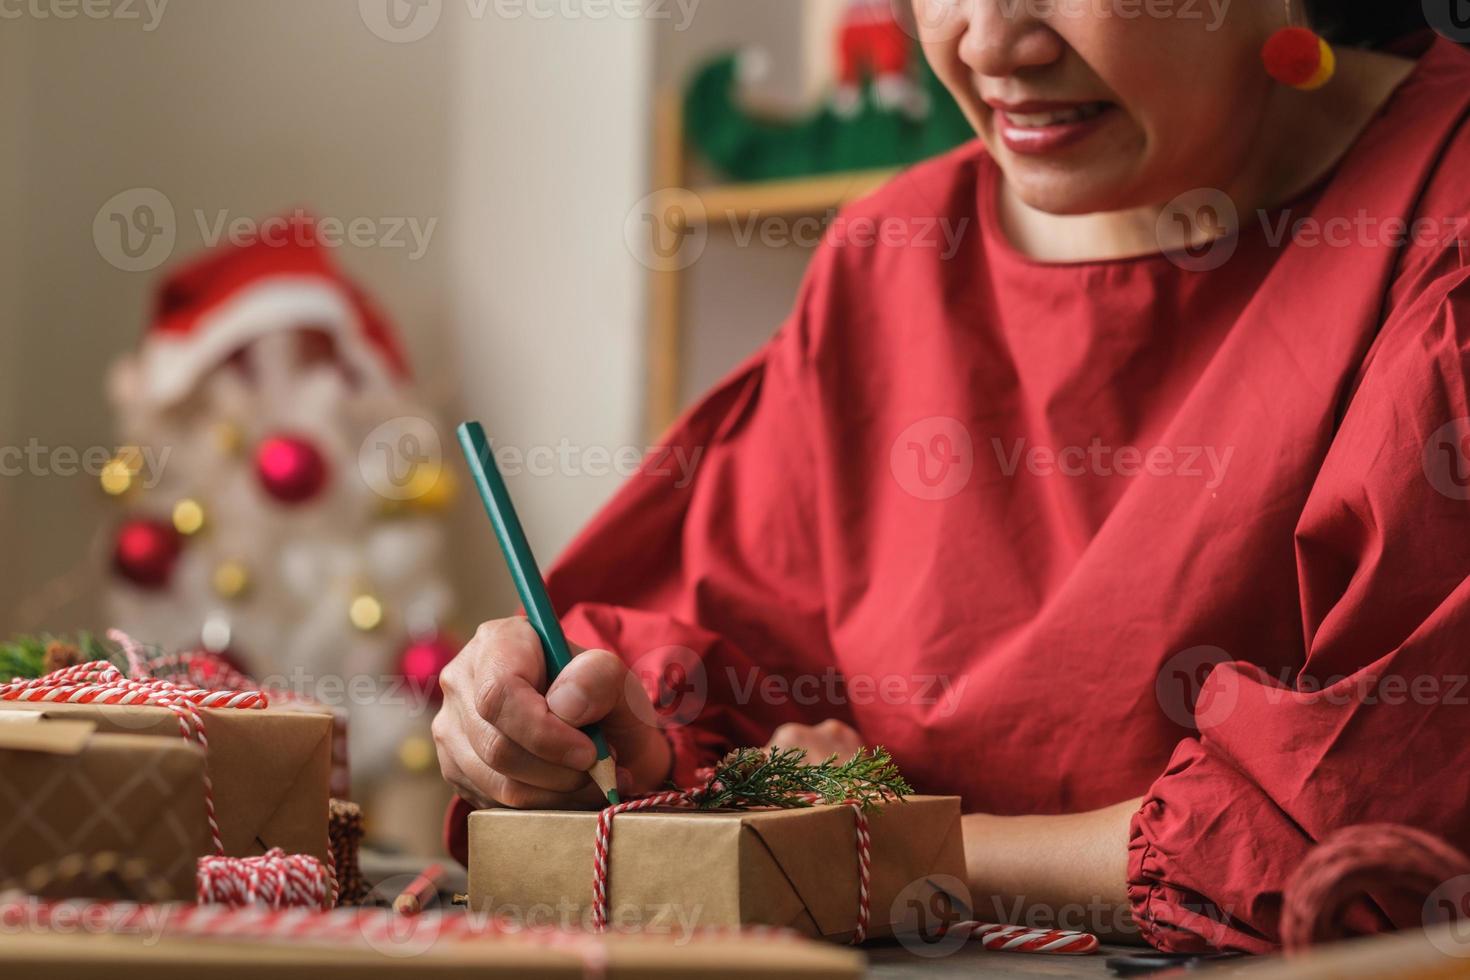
<box><xmin>448</xmin><ymin>37</ymin><xmax>1470</xmax><ymax>953</ymax></box>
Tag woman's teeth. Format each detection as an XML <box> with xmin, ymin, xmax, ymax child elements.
<box><xmin>1004</xmin><ymin>103</ymin><xmax>1108</xmax><ymax>127</ymax></box>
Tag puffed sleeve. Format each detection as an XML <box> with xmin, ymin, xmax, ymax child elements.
<box><xmin>1127</xmin><ymin>247</ymin><xmax>1470</xmax><ymax>952</ymax></box>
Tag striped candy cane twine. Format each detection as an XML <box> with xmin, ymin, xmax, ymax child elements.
<box><xmin>591</xmin><ymin>790</ymin><xmax>695</xmax><ymax>933</ymax></box>
<box><xmin>0</xmin><ymin>632</ymin><xmax>337</xmax><ymax>911</ymax></box>
<box><xmin>940</xmin><ymin>920</ymin><xmax>1101</xmax><ymax>954</ymax></box>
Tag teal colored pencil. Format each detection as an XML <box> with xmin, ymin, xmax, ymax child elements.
<box><xmin>456</xmin><ymin>421</ymin><xmax>619</xmax><ymax>805</ymax></box>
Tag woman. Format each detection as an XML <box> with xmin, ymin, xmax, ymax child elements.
<box><xmin>434</xmin><ymin>2</ymin><xmax>1470</xmax><ymax>953</ymax></box>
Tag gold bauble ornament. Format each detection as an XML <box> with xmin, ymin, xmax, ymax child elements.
<box><xmin>100</xmin><ymin>447</ymin><xmax>144</xmax><ymax>497</ymax></box>
<box><xmin>172</xmin><ymin>498</ymin><xmax>206</xmax><ymax>536</ymax></box>
<box><xmin>377</xmin><ymin>465</ymin><xmax>457</xmax><ymax>518</ymax></box>
<box><xmin>212</xmin><ymin>560</ymin><xmax>251</xmax><ymax>600</ymax></box>
<box><xmin>415</xmin><ymin>465</ymin><xmax>456</xmax><ymax>512</ymax></box>
<box><xmin>397</xmin><ymin>735</ymin><xmax>436</xmax><ymax>774</ymax></box>
<box><xmin>349</xmin><ymin>593</ymin><xmax>385</xmax><ymax>632</ymax></box>
<box><xmin>213</xmin><ymin>421</ymin><xmax>244</xmax><ymax>456</ymax></box>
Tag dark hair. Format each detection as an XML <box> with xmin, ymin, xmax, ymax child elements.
<box><xmin>1303</xmin><ymin>2</ymin><xmax>1429</xmax><ymax>48</ymax></box>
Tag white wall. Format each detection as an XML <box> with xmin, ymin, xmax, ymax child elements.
<box><xmin>0</xmin><ymin>16</ymin><xmax>31</xmax><ymax>613</ymax></box>
<box><xmin>447</xmin><ymin>4</ymin><xmax>653</xmax><ymax>566</ymax></box>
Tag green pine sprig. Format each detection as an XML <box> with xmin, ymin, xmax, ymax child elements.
<box><xmin>0</xmin><ymin>631</ymin><xmax>128</xmax><ymax>681</ymax></box>
<box><xmin>690</xmin><ymin>745</ymin><xmax>911</xmax><ymax>811</ymax></box>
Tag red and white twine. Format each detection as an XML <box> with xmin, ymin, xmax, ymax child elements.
<box><xmin>593</xmin><ymin>791</ymin><xmax>869</xmax><ymax>945</ymax></box>
<box><xmin>196</xmin><ymin>849</ymin><xmax>336</xmax><ymax>911</ymax></box>
<box><xmin>591</xmin><ymin>789</ymin><xmax>1097</xmax><ymax>955</ymax></box>
<box><xmin>0</xmin><ymin>633</ymin><xmax>336</xmax><ymax>911</ymax></box>
<box><xmin>942</xmin><ymin>920</ymin><xmax>1100</xmax><ymax>954</ymax></box>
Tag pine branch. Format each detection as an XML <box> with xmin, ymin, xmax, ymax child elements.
<box><xmin>690</xmin><ymin>746</ymin><xmax>912</xmax><ymax>811</ymax></box>
<box><xmin>0</xmin><ymin>631</ymin><xmax>128</xmax><ymax>680</ymax></box>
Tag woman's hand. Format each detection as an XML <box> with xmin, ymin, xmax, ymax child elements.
<box><xmin>432</xmin><ymin>618</ymin><xmax>673</xmax><ymax>809</ymax></box>
<box><xmin>768</xmin><ymin>718</ymin><xmax>864</xmax><ymax>763</ymax></box>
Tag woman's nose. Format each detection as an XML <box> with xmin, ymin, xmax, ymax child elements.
<box><xmin>948</xmin><ymin>0</ymin><xmax>1066</xmax><ymax>79</ymax></box>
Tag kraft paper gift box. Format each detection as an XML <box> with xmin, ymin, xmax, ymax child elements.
<box><xmin>467</xmin><ymin>795</ymin><xmax>967</xmax><ymax>943</ymax></box>
<box><xmin>0</xmin><ymin>699</ymin><xmax>334</xmax><ymax>866</ymax></box>
<box><xmin>0</xmin><ymin>921</ymin><xmax>865</xmax><ymax>979</ymax></box>
<box><xmin>0</xmin><ymin>714</ymin><xmax>208</xmax><ymax>901</ymax></box>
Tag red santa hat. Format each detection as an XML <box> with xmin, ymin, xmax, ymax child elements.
<box><xmin>134</xmin><ymin>213</ymin><xmax>410</xmax><ymax>407</ymax></box>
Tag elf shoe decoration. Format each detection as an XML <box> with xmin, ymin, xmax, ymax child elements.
<box><xmin>684</xmin><ymin>1</ymin><xmax>972</xmax><ymax>183</ymax></box>
<box><xmin>835</xmin><ymin>0</ymin><xmax>923</xmax><ymax>120</ymax></box>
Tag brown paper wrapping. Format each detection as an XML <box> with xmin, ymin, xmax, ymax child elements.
<box><xmin>0</xmin><ymin>700</ymin><xmax>334</xmax><ymax>866</ymax></box>
<box><xmin>0</xmin><ymin>716</ymin><xmax>208</xmax><ymax>901</ymax></box>
<box><xmin>468</xmin><ymin>795</ymin><xmax>967</xmax><ymax>943</ymax></box>
<box><xmin>0</xmin><ymin>923</ymin><xmax>864</xmax><ymax>978</ymax></box>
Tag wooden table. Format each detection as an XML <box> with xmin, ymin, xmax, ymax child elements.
<box><xmin>863</xmin><ymin>926</ymin><xmax>1470</xmax><ymax>979</ymax></box>
<box><xmin>866</xmin><ymin>943</ymin><xmax>1131</xmax><ymax>979</ymax></box>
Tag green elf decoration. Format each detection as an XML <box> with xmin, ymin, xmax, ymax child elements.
<box><xmin>684</xmin><ymin>0</ymin><xmax>974</xmax><ymax>182</ymax></box>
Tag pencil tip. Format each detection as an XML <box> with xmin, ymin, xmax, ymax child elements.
<box><xmin>589</xmin><ymin>755</ymin><xmax>620</xmax><ymax>805</ymax></box>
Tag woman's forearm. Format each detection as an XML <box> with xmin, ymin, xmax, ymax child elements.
<box><xmin>962</xmin><ymin>797</ymin><xmax>1143</xmax><ymax>944</ymax></box>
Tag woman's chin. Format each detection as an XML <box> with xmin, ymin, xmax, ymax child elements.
<box><xmin>1002</xmin><ymin>167</ymin><xmax>1137</xmax><ymax>218</ymax></box>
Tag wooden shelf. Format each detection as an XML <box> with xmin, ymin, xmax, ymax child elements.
<box><xmin>643</xmin><ymin>85</ymin><xmax>900</xmax><ymax>441</ymax></box>
<box><xmin>663</xmin><ymin>167</ymin><xmax>899</xmax><ymax>224</ymax></box>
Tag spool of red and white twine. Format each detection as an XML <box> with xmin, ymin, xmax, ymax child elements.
<box><xmin>590</xmin><ymin>790</ymin><xmax>1098</xmax><ymax>954</ymax></box>
<box><xmin>0</xmin><ymin>631</ymin><xmax>336</xmax><ymax>911</ymax></box>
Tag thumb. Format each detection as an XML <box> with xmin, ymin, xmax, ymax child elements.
<box><xmin>545</xmin><ymin>647</ymin><xmax>672</xmax><ymax>785</ymax></box>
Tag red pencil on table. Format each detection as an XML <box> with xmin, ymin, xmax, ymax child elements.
<box><xmin>392</xmin><ymin>862</ymin><xmax>446</xmax><ymax>917</ymax></box>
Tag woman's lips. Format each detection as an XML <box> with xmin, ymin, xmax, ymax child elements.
<box><xmin>989</xmin><ymin>101</ymin><xmax>1116</xmax><ymax>156</ymax></box>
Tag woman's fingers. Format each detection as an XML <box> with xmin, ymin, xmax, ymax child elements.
<box><xmin>476</xmin><ymin>669</ymin><xmax>598</xmax><ymax>770</ymax></box>
<box><xmin>545</xmin><ymin>648</ymin><xmax>631</xmax><ymax>726</ymax></box>
<box><xmin>461</xmin><ymin>749</ymin><xmax>610</xmax><ymax>810</ymax></box>
<box><xmin>547</xmin><ymin>648</ymin><xmax>674</xmax><ymax>790</ymax></box>
<box><xmin>769</xmin><ymin>719</ymin><xmax>864</xmax><ymax>763</ymax></box>
<box><xmin>466</xmin><ymin>716</ymin><xmax>595</xmax><ymax>794</ymax></box>
<box><xmin>434</xmin><ymin>732</ymin><xmax>491</xmax><ymax>809</ymax></box>
<box><xmin>433</xmin><ymin>618</ymin><xmax>673</xmax><ymax>809</ymax></box>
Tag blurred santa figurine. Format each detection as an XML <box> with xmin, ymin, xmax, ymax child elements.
<box><xmin>104</xmin><ymin>214</ymin><xmax>457</xmax><ymax>790</ymax></box>
<box><xmin>834</xmin><ymin>0</ymin><xmax>927</xmax><ymax>119</ymax></box>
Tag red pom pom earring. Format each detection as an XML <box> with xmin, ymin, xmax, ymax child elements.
<box><xmin>1261</xmin><ymin>0</ymin><xmax>1335</xmax><ymax>91</ymax></box>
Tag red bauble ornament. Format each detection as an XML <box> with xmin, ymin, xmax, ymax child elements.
<box><xmin>255</xmin><ymin>434</ymin><xmax>329</xmax><ymax>505</ymax></box>
<box><xmin>399</xmin><ymin>632</ymin><xmax>459</xmax><ymax>703</ymax></box>
<box><xmin>177</xmin><ymin>647</ymin><xmax>257</xmax><ymax>691</ymax></box>
<box><xmin>113</xmin><ymin>518</ymin><xmax>183</xmax><ymax>589</ymax></box>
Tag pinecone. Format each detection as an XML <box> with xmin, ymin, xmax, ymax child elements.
<box><xmin>42</xmin><ymin>641</ymin><xmax>83</xmax><ymax>675</ymax></box>
<box><xmin>329</xmin><ymin>798</ymin><xmax>370</xmax><ymax>906</ymax></box>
